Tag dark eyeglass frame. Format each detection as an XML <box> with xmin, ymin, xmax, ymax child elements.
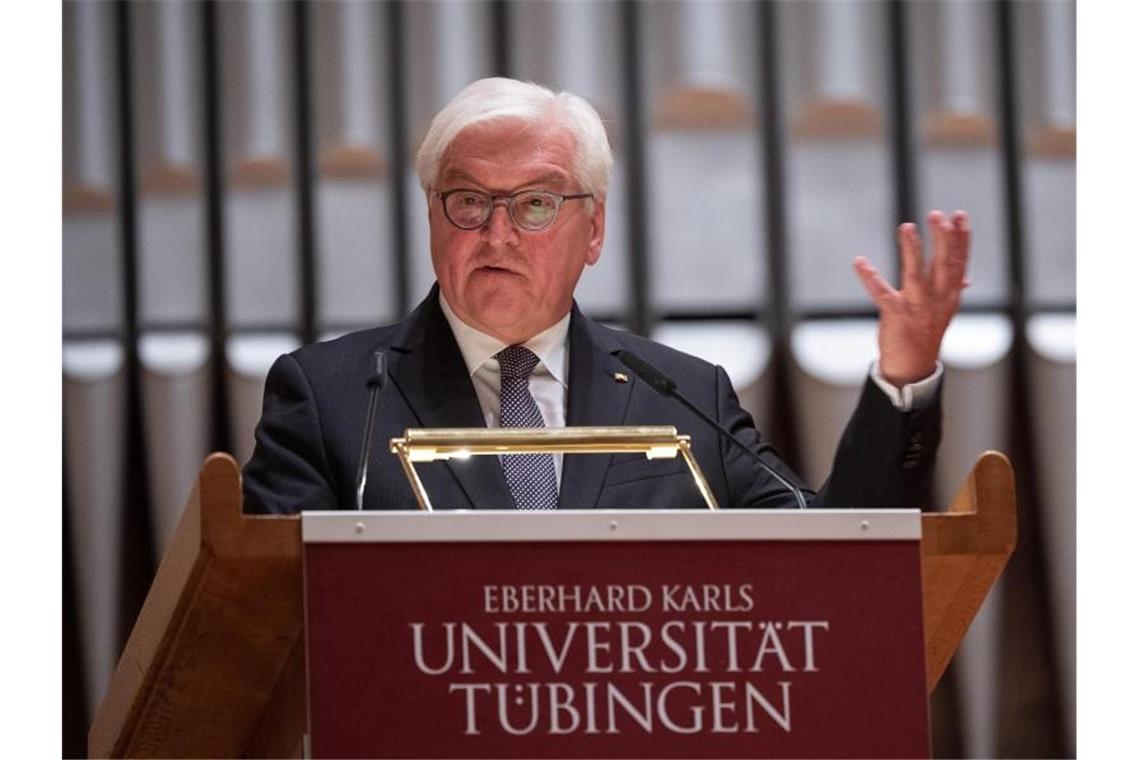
<box><xmin>435</xmin><ymin>188</ymin><xmax>593</xmax><ymax>232</ymax></box>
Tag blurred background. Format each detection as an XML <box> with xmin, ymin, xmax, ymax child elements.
<box><xmin>62</xmin><ymin>1</ymin><xmax>1074</xmax><ymax>756</ymax></box>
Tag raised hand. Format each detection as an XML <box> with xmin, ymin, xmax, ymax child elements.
<box><xmin>852</xmin><ymin>210</ymin><xmax>971</xmax><ymax>387</ymax></box>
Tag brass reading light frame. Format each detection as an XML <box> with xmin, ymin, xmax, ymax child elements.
<box><xmin>389</xmin><ymin>426</ymin><xmax>719</xmax><ymax>513</ymax></box>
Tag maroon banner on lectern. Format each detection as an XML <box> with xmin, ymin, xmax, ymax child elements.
<box><xmin>302</xmin><ymin>510</ymin><xmax>928</xmax><ymax>759</ymax></box>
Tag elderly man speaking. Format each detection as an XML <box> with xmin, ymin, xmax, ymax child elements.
<box><xmin>243</xmin><ymin>78</ymin><xmax>970</xmax><ymax>515</ymax></box>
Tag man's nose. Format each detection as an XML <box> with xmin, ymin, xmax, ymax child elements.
<box><xmin>480</xmin><ymin>200</ymin><xmax>520</xmax><ymax>246</ymax></box>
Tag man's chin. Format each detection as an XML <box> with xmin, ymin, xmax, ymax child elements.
<box><xmin>465</xmin><ymin>300</ymin><xmax>553</xmax><ymax>343</ymax></box>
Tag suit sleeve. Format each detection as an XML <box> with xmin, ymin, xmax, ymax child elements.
<box><xmin>717</xmin><ymin>367</ymin><xmax>941</xmax><ymax>509</ymax></box>
<box><xmin>242</xmin><ymin>353</ymin><xmax>339</xmax><ymax>514</ymax></box>
<box><xmin>812</xmin><ymin>377</ymin><xmax>942</xmax><ymax>508</ymax></box>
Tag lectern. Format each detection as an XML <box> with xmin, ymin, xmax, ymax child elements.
<box><xmin>88</xmin><ymin>452</ymin><xmax>1015</xmax><ymax>758</ymax></box>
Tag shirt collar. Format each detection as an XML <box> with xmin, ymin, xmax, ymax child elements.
<box><xmin>439</xmin><ymin>293</ymin><xmax>570</xmax><ymax>387</ymax></box>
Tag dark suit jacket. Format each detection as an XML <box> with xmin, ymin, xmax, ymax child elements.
<box><xmin>242</xmin><ymin>288</ymin><xmax>940</xmax><ymax>513</ymax></box>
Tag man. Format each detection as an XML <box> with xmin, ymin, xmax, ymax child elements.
<box><xmin>243</xmin><ymin>78</ymin><xmax>970</xmax><ymax>514</ymax></box>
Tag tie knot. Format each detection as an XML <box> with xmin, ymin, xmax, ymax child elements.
<box><xmin>496</xmin><ymin>345</ymin><xmax>540</xmax><ymax>380</ymax></box>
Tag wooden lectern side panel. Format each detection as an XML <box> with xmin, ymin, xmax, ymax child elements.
<box><xmin>245</xmin><ymin>636</ymin><xmax>307</xmax><ymax>759</ymax></box>
<box><xmin>89</xmin><ymin>454</ymin><xmax>304</xmax><ymax>759</ymax></box>
<box><xmin>921</xmin><ymin>451</ymin><xmax>1017</xmax><ymax>694</ymax></box>
<box><xmin>88</xmin><ymin>457</ymin><xmax>207</xmax><ymax>758</ymax></box>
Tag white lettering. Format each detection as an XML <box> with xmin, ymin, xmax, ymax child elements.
<box><xmin>787</xmin><ymin>621</ymin><xmax>829</xmax><ymax>672</ymax></box>
<box><xmin>659</xmin><ymin>620</ymin><xmax>688</xmax><ymax>673</ymax></box>
<box><xmin>494</xmin><ymin>683</ymin><xmax>541</xmax><ymax>735</ymax></box>
<box><xmin>584</xmin><ymin>622</ymin><xmax>613</xmax><ymax>673</ymax></box>
<box><xmin>710</xmin><ymin>621</ymin><xmax>753</xmax><ymax>672</ymax></box>
<box><xmin>744</xmin><ymin>681</ymin><xmax>792</xmax><ymax>732</ymax></box>
<box><xmin>656</xmin><ymin>681</ymin><xmax>704</xmax><ymax>734</ymax></box>
<box><xmin>410</xmin><ymin>622</ymin><xmax>455</xmax><ymax>675</ymax></box>
<box><xmin>547</xmin><ymin>683</ymin><xmax>580</xmax><ymax>734</ymax></box>
<box><xmin>618</xmin><ymin>621</ymin><xmax>656</xmax><ymax>673</ymax></box>
<box><xmin>749</xmin><ymin>622</ymin><xmax>794</xmax><ymax>673</ymax></box>
<box><xmin>460</xmin><ymin>622</ymin><xmax>510</xmax><ymax>674</ymax></box>
<box><xmin>534</xmin><ymin>622</ymin><xmax>579</xmax><ymax>674</ymax></box>
<box><xmin>693</xmin><ymin>621</ymin><xmax>709</xmax><ymax>672</ymax></box>
<box><xmin>738</xmin><ymin>583</ymin><xmax>755</xmax><ymax>612</ymax></box>
<box><xmin>513</xmin><ymin>622</ymin><xmax>530</xmax><ymax>673</ymax></box>
<box><xmin>448</xmin><ymin>682</ymin><xmax>491</xmax><ymax>734</ymax></box>
<box><xmin>606</xmin><ymin>682</ymin><xmax>654</xmax><ymax>733</ymax></box>
<box><xmin>710</xmin><ymin>681</ymin><xmax>738</xmax><ymax>733</ymax></box>
<box><xmin>583</xmin><ymin>681</ymin><xmax>600</xmax><ymax>734</ymax></box>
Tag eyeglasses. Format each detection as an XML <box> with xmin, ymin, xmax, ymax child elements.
<box><xmin>436</xmin><ymin>188</ymin><xmax>593</xmax><ymax>232</ymax></box>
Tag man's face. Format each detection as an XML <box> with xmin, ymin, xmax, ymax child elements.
<box><xmin>429</xmin><ymin>119</ymin><xmax>605</xmax><ymax>344</ymax></box>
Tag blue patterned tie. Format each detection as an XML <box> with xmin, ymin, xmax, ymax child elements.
<box><xmin>496</xmin><ymin>346</ymin><xmax>559</xmax><ymax>510</ymax></box>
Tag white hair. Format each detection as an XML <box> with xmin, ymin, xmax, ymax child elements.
<box><xmin>414</xmin><ymin>78</ymin><xmax>614</xmax><ymax>202</ymax></box>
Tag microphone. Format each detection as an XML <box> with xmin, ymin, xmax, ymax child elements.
<box><xmin>617</xmin><ymin>350</ymin><xmax>808</xmax><ymax>510</ymax></box>
<box><xmin>354</xmin><ymin>351</ymin><xmax>388</xmax><ymax>511</ymax></box>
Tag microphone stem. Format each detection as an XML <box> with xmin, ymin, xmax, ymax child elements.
<box><xmin>668</xmin><ymin>391</ymin><xmax>808</xmax><ymax>510</ymax></box>
<box><xmin>354</xmin><ymin>384</ymin><xmax>382</xmax><ymax>511</ymax></box>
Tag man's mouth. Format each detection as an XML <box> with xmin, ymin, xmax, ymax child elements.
<box><xmin>476</xmin><ymin>265</ymin><xmax>520</xmax><ymax>275</ymax></box>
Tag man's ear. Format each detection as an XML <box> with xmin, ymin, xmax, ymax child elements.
<box><xmin>585</xmin><ymin>200</ymin><xmax>606</xmax><ymax>266</ymax></box>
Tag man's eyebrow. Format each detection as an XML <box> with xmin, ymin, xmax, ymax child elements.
<box><xmin>520</xmin><ymin>172</ymin><xmax>568</xmax><ymax>188</ymax></box>
<box><xmin>440</xmin><ymin>169</ymin><xmax>483</xmax><ymax>187</ymax></box>
<box><xmin>441</xmin><ymin>169</ymin><xmax>569</xmax><ymax>191</ymax></box>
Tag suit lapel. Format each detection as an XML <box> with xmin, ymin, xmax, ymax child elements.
<box><xmin>386</xmin><ymin>289</ymin><xmax>512</xmax><ymax>509</ymax></box>
<box><xmin>562</xmin><ymin>307</ymin><xmax>634</xmax><ymax>509</ymax></box>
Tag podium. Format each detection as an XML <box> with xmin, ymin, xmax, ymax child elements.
<box><xmin>89</xmin><ymin>452</ymin><xmax>1015</xmax><ymax>758</ymax></box>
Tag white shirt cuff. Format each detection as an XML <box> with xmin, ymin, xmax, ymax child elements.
<box><xmin>869</xmin><ymin>361</ymin><xmax>943</xmax><ymax>411</ymax></box>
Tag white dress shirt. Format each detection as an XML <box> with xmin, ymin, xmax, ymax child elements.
<box><xmin>439</xmin><ymin>294</ymin><xmax>941</xmax><ymax>489</ymax></box>
<box><xmin>440</xmin><ymin>295</ymin><xmax>571</xmax><ymax>485</ymax></box>
<box><xmin>870</xmin><ymin>360</ymin><xmax>942</xmax><ymax>410</ymax></box>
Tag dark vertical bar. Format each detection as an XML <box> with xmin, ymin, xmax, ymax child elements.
<box><xmin>491</xmin><ymin>0</ymin><xmax>512</xmax><ymax>77</ymax></box>
<box><xmin>755</xmin><ymin>1</ymin><xmax>801</xmax><ymax>466</ymax></box>
<box><xmin>113</xmin><ymin>0</ymin><xmax>157</xmax><ymax>642</ymax></box>
<box><xmin>292</xmin><ymin>0</ymin><xmax>317</xmax><ymax>344</ymax></box>
<box><xmin>997</xmin><ymin>2</ymin><xmax>1026</xmax><ymax>316</ymax></box>
<box><xmin>886</xmin><ymin>0</ymin><xmax>916</xmax><ymax>267</ymax></box>
<box><xmin>995</xmin><ymin>2</ymin><xmax>1067</xmax><ymax>756</ymax></box>
<box><xmin>386</xmin><ymin>1</ymin><xmax>411</xmax><ymax>316</ymax></box>
<box><xmin>61</xmin><ymin>448</ymin><xmax>90</xmax><ymax>758</ymax></box>
<box><xmin>756</xmin><ymin>1</ymin><xmax>790</xmax><ymax>349</ymax></box>
<box><xmin>618</xmin><ymin>0</ymin><xmax>651</xmax><ymax>337</ymax></box>
<box><xmin>201</xmin><ymin>0</ymin><xmax>231</xmax><ymax>454</ymax></box>
<box><xmin>115</xmin><ymin>2</ymin><xmax>140</xmax><ymax>354</ymax></box>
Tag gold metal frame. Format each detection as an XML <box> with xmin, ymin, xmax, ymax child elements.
<box><xmin>389</xmin><ymin>426</ymin><xmax>719</xmax><ymax>512</ymax></box>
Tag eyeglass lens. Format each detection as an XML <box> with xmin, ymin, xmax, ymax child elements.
<box><xmin>444</xmin><ymin>190</ymin><xmax>560</xmax><ymax>231</ymax></box>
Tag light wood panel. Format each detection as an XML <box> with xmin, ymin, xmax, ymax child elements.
<box><xmin>921</xmin><ymin>451</ymin><xmax>1017</xmax><ymax>693</ymax></box>
<box><xmin>88</xmin><ymin>454</ymin><xmax>303</xmax><ymax>758</ymax></box>
<box><xmin>655</xmin><ymin>86</ymin><xmax>754</xmax><ymax>130</ymax></box>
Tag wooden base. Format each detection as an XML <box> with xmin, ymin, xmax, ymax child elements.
<box><xmin>792</xmin><ymin>98</ymin><xmax>883</xmax><ymax>140</ymax></box>
<box><xmin>923</xmin><ymin>111</ymin><xmax>997</xmax><ymax>149</ymax></box>
<box><xmin>230</xmin><ymin>156</ymin><xmax>291</xmax><ymax>190</ymax></box>
<box><xmin>139</xmin><ymin>163</ymin><xmax>199</xmax><ymax>196</ymax></box>
<box><xmin>63</xmin><ymin>182</ymin><xmax>115</xmax><ymax>216</ymax></box>
<box><xmin>319</xmin><ymin>144</ymin><xmax>386</xmax><ymax>181</ymax></box>
<box><xmin>654</xmin><ymin>86</ymin><xmax>754</xmax><ymax>131</ymax></box>
<box><xmin>1028</xmin><ymin>125</ymin><xmax>1076</xmax><ymax>159</ymax></box>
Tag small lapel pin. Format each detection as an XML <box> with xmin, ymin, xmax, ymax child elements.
<box><xmin>613</xmin><ymin>372</ymin><xmax>629</xmax><ymax>384</ymax></box>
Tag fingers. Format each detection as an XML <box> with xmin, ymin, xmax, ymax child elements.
<box><xmin>947</xmin><ymin>210</ymin><xmax>971</xmax><ymax>289</ymax></box>
<box><xmin>897</xmin><ymin>222</ymin><xmax>924</xmax><ymax>295</ymax></box>
<box><xmin>853</xmin><ymin>256</ymin><xmax>902</xmax><ymax>312</ymax></box>
<box><xmin>863</xmin><ymin>209</ymin><xmax>971</xmax><ymax>311</ymax></box>
<box><xmin>927</xmin><ymin>210</ymin><xmax>952</xmax><ymax>294</ymax></box>
<box><xmin>927</xmin><ymin>209</ymin><xmax>971</xmax><ymax>297</ymax></box>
